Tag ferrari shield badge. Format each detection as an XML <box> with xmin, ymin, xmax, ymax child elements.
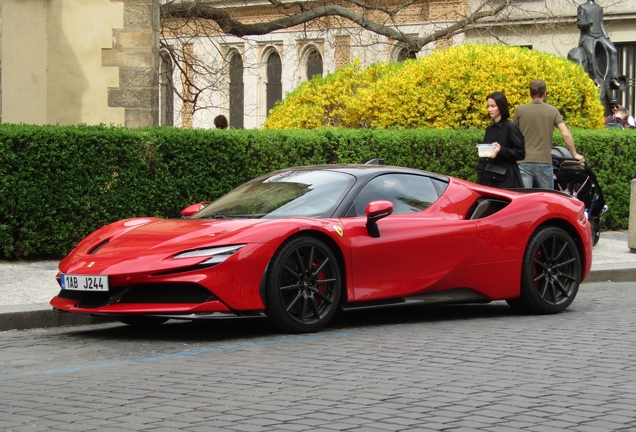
<box><xmin>333</xmin><ymin>225</ymin><xmax>344</xmax><ymax>237</ymax></box>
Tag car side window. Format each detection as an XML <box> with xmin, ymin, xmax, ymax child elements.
<box><xmin>349</xmin><ymin>174</ymin><xmax>443</xmax><ymax>216</ymax></box>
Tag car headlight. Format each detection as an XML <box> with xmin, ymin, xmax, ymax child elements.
<box><xmin>173</xmin><ymin>245</ymin><xmax>245</xmax><ymax>265</ymax></box>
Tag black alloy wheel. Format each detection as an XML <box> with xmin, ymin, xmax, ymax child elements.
<box><xmin>265</xmin><ymin>236</ymin><xmax>341</xmax><ymax>333</ymax></box>
<box><xmin>507</xmin><ymin>226</ymin><xmax>581</xmax><ymax>314</ymax></box>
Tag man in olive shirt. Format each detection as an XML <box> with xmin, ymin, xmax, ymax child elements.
<box><xmin>513</xmin><ymin>80</ymin><xmax>585</xmax><ymax>189</ymax></box>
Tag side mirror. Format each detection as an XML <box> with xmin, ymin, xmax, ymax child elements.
<box><xmin>181</xmin><ymin>202</ymin><xmax>211</xmax><ymax>218</ymax></box>
<box><xmin>365</xmin><ymin>200</ymin><xmax>393</xmax><ymax>238</ymax></box>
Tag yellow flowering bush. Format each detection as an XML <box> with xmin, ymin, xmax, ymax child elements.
<box><xmin>264</xmin><ymin>44</ymin><xmax>605</xmax><ymax>130</ymax></box>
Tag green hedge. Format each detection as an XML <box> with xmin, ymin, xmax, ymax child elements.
<box><xmin>1</xmin><ymin>124</ymin><xmax>634</xmax><ymax>259</ymax></box>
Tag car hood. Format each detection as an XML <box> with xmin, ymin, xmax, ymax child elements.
<box><xmin>59</xmin><ymin>217</ymin><xmax>271</xmax><ymax>274</ymax></box>
<box><xmin>108</xmin><ymin>218</ymin><xmax>265</xmax><ymax>252</ymax></box>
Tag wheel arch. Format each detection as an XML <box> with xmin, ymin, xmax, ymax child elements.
<box><xmin>258</xmin><ymin>229</ymin><xmax>348</xmax><ymax>307</ymax></box>
<box><xmin>508</xmin><ymin>220</ymin><xmax>583</xmax><ymax>314</ymax></box>
<box><xmin>534</xmin><ymin>218</ymin><xmax>587</xmax><ymax>272</ymax></box>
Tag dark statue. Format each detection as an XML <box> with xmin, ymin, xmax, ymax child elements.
<box><xmin>568</xmin><ymin>0</ymin><xmax>626</xmax><ymax>115</ymax></box>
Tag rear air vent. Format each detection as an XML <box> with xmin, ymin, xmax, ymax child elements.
<box><xmin>467</xmin><ymin>198</ymin><xmax>510</xmax><ymax>220</ymax></box>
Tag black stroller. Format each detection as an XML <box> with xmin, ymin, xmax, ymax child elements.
<box><xmin>551</xmin><ymin>146</ymin><xmax>608</xmax><ymax>245</ymax></box>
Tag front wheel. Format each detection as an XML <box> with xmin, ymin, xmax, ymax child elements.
<box><xmin>265</xmin><ymin>236</ymin><xmax>341</xmax><ymax>333</ymax></box>
<box><xmin>507</xmin><ymin>227</ymin><xmax>581</xmax><ymax>314</ymax></box>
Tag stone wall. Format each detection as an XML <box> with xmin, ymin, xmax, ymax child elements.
<box><xmin>1</xmin><ymin>0</ymin><xmax>159</xmax><ymax>128</ymax></box>
<box><xmin>105</xmin><ymin>0</ymin><xmax>160</xmax><ymax>127</ymax></box>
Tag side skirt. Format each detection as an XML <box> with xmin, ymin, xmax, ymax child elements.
<box><xmin>341</xmin><ymin>288</ymin><xmax>490</xmax><ymax>311</ymax></box>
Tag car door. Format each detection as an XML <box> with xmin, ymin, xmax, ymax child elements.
<box><xmin>339</xmin><ymin>173</ymin><xmax>479</xmax><ymax>301</ymax></box>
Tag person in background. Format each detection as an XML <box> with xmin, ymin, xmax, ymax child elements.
<box><xmin>513</xmin><ymin>79</ymin><xmax>584</xmax><ymax>189</ymax></box>
<box><xmin>214</xmin><ymin>115</ymin><xmax>228</xmax><ymax>129</ymax></box>
<box><xmin>605</xmin><ymin>99</ymin><xmax>621</xmax><ymax>124</ymax></box>
<box><xmin>611</xmin><ymin>107</ymin><xmax>634</xmax><ymax>129</ymax></box>
<box><xmin>476</xmin><ymin>92</ymin><xmax>525</xmax><ymax>188</ymax></box>
<box><xmin>606</xmin><ymin>100</ymin><xmax>635</xmax><ymax>128</ymax></box>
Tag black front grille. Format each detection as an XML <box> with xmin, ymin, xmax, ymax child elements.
<box><xmin>58</xmin><ymin>290</ymin><xmax>111</xmax><ymax>308</ymax></box>
<box><xmin>119</xmin><ymin>284</ymin><xmax>217</xmax><ymax>304</ymax></box>
<box><xmin>57</xmin><ymin>283</ymin><xmax>218</xmax><ymax>308</ymax></box>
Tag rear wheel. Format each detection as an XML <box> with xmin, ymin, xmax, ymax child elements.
<box><xmin>507</xmin><ymin>227</ymin><xmax>581</xmax><ymax>314</ymax></box>
<box><xmin>265</xmin><ymin>236</ymin><xmax>341</xmax><ymax>333</ymax></box>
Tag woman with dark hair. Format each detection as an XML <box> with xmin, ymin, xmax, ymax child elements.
<box><xmin>476</xmin><ymin>92</ymin><xmax>525</xmax><ymax>188</ymax></box>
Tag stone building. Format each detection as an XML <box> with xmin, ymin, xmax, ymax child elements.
<box><xmin>1</xmin><ymin>0</ymin><xmax>634</xmax><ymax>128</ymax></box>
<box><xmin>164</xmin><ymin>0</ymin><xmax>636</xmax><ymax>129</ymax></box>
<box><xmin>0</xmin><ymin>0</ymin><xmax>161</xmax><ymax>127</ymax></box>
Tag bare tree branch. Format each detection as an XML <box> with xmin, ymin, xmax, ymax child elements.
<box><xmin>159</xmin><ymin>0</ymin><xmax>523</xmax><ymax>122</ymax></box>
<box><xmin>162</xmin><ymin>0</ymin><xmax>511</xmax><ymax>52</ymax></box>
<box><xmin>415</xmin><ymin>0</ymin><xmax>511</xmax><ymax>50</ymax></box>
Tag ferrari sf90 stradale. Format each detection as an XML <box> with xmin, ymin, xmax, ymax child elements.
<box><xmin>52</xmin><ymin>164</ymin><xmax>592</xmax><ymax>333</ymax></box>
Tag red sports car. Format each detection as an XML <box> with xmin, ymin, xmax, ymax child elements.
<box><xmin>51</xmin><ymin>164</ymin><xmax>593</xmax><ymax>333</ymax></box>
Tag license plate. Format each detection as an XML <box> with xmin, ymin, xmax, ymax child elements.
<box><xmin>61</xmin><ymin>274</ymin><xmax>109</xmax><ymax>291</ymax></box>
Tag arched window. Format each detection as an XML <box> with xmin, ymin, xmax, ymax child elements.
<box><xmin>160</xmin><ymin>50</ymin><xmax>174</xmax><ymax>126</ymax></box>
<box><xmin>229</xmin><ymin>52</ymin><xmax>244</xmax><ymax>128</ymax></box>
<box><xmin>396</xmin><ymin>47</ymin><xmax>417</xmax><ymax>62</ymax></box>
<box><xmin>306</xmin><ymin>49</ymin><xmax>323</xmax><ymax>80</ymax></box>
<box><xmin>266</xmin><ymin>51</ymin><xmax>282</xmax><ymax>116</ymax></box>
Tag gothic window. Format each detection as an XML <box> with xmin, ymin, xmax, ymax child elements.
<box><xmin>159</xmin><ymin>50</ymin><xmax>174</xmax><ymax>127</ymax></box>
<box><xmin>266</xmin><ymin>51</ymin><xmax>282</xmax><ymax>117</ymax></box>
<box><xmin>396</xmin><ymin>47</ymin><xmax>417</xmax><ymax>62</ymax></box>
<box><xmin>306</xmin><ymin>49</ymin><xmax>323</xmax><ymax>80</ymax></box>
<box><xmin>229</xmin><ymin>52</ymin><xmax>244</xmax><ymax>129</ymax></box>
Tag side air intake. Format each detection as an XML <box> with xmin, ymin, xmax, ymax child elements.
<box><xmin>467</xmin><ymin>198</ymin><xmax>510</xmax><ymax>220</ymax></box>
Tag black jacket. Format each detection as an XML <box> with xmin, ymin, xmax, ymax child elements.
<box><xmin>476</xmin><ymin>119</ymin><xmax>526</xmax><ymax>188</ymax></box>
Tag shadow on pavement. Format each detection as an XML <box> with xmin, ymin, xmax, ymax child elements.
<box><xmin>61</xmin><ymin>301</ymin><xmax>520</xmax><ymax>343</ymax></box>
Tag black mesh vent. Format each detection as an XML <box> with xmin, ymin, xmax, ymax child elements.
<box><xmin>56</xmin><ymin>283</ymin><xmax>218</xmax><ymax>308</ymax></box>
<box><xmin>119</xmin><ymin>284</ymin><xmax>217</xmax><ymax>304</ymax></box>
<box><xmin>58</xmin><ymin>290</ymin><xmax>85</xmax><ymax>300</ymax></box>
<box><xmin>58</xmin><ymin>290</ymin><xmax>111</xmax><ymax>308</ymax></box>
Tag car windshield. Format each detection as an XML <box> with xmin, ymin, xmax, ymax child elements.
<box><xmin>192</xmin><ymin>170</ymin><xmax>356</xmax><ymax>219</ymax></box>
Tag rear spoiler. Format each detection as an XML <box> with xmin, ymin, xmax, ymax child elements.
<box><xmin>512</xmin><ymin>187</ymin><xmax>575</xmax><ymax>198</ymax></box>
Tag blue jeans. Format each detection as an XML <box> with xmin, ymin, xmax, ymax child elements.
<box><xmin>518</xmin><ymin>163</ymin><xmax>554</xmax><ymax>189</ymax></box>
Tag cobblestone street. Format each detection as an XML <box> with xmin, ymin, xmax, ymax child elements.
<box><xmin>1</xmin><ymin>281</ymin><xmax>635</xmax><ymax>431</ymax></box>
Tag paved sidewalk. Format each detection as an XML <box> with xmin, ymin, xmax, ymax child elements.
<box><xmin>584</xmin><ymin>231</ymin><xmax>636</xmax><ymax>282</ymax></box>
<box><xmin>1</xmin><ymin>231</ymin><xmax>635</xmax><ymax>331</ymax></box>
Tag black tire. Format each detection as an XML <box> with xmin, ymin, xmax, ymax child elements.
<box><xmin>119</xmin><ymin>317</ymin><xmax>169</xmax><ymax>326</ymax></box>
<box><xmin>507</xmin><ymin>227</ymin><xmax>581</xmax><ymax>314</ymax></box>
<box><xmin>265</xmin><ymin>236</ymin><xmax>341</xmax><ymax>333</ymax></box>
